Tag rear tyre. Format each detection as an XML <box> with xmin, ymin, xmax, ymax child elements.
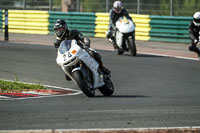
<box><xmin>98</xmin><ymin>76</ymin><xmax>114</xmax><ymax>96</ymax></box>
<box><xmin>72</xmin><ymin>71</ymin><xmax>95</xmax><ymax>97</ymax></box>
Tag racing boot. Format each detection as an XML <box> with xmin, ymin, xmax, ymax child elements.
<box><xmin>109</xmin><ymin>37</ymin><xmax>117</xmax><ymax>50</ymax></box>
<box><xmin>65</xmin><ymin>74</ymin><xmax>72</xmax><ymax>81</ymax></box>
<box><xmin>99</xmin><ymin>60</ymin><xmax>111</xmax><ymax>75</ymax></box>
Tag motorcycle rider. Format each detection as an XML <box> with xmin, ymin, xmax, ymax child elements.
<box><xmin>106</xmin><ymin>1</ymin><xmax>134</xmax><ymax>48</ymax></box>
<box><xmin>189</xmin><ymin>12</ymin><xmax>200</xmax><ymax>60</ymax></box>
<box><xmin>53</xmin><ymin>19</ymin><xmax>111</xmax><ymax>80</ymax></box>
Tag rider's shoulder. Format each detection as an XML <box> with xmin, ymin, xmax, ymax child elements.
<box><xmin>66</xmin><ymin>29</ymin><xmax>78</xmax><ymax>37</ymax></box>
<box><xmin>70</xmin><ymin>29</ymin><xmax>81</xmax><ymax>34</ymax></box>
<box><xmin>121</xmin><ymin>8</ymin><xmax>128</xmax><ymax>14</ymax></box>
<box><xmin>109</xmin><ymin>9</ymin><xmax>114</xmax><ymax>15</ymax></box>
<box><xmin>189</xmin><ymin>21</ymin><xmax>196</xmax><ymax>29</ymax></box>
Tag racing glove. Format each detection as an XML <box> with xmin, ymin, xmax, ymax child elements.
<box><xmin>194</xmin><ymin>39</ymin><xmax>198</xmax><ymax>44</ymax></box>
<box><xmin>194</xmin><ymin>39</ymin><xmax>200</xmax><ymax>46</ymax></box>
<box><xmin>54</xmin><ymin>39</ymin><xmax>62</xmax><ymax>48</ymax></box>
<box><xmin>83</xmin><ymin>38</ymin><xmax>90</xmax><ymax>49</ymax></box>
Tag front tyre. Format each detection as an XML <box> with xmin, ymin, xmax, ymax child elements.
<box><xmin>128</xmin><ymin>37</ymin><xmax>137</xmax><ymax>56</ymax></box>
<box><xmin>98</xmin><ymin>76</ymin><xmax>114</xmax><ymax>96</ymax></box>
<box><xmin>117</xmin><ymin>49</ymin><xmax>124</xmax><ymax>55</ymax></box>
<box><xmin>72</xmin><ymin>71</ymin><xmax>95</xmax><ymax>97</ymax></box>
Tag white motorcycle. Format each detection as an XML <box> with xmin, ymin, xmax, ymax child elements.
<box><xmin>56</xmin><ymin>40</ymin><xmax>114</xmax><ymax>97</ymax></box>
<box><xmin>112</xmin><ymin>16</ymin><xmax>137</xmax><ymax>56</ymax></box>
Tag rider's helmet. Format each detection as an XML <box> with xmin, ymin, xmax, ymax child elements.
<box><xmin>54</xmin><ymin>19</ymin><xmax>68</xmax><ymax>37</ymax></box>
<box><xmin>113</xmin><ymin>1</ymin><xmax>123</xmax><ymax>14</ymax></box>
<box><xmin>193</xmin><ymin>12</ymin><xmax>200</xmax><ymax>26</ymax></box>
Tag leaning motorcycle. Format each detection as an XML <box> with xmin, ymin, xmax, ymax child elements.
<box><xmin>56</xmin><ymin>40</ymin><xmax>114</xmax><ymax>97</ymax></box>
<box><xmin>111</xmin><ymin>16</ymin><xmax>137</xmax><ymax>56</ymax></box>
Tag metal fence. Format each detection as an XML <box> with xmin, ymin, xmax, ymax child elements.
<box><xmin>0</xmin><ymin>0</ymin><xmax>199</xmax><ymax>16</ymax></box>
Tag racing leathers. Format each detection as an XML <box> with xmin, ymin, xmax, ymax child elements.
<box><xmin>188</xmin><ymin>21</ymin><xmax>200</xmax><ymax>57</ymax></box>
<box><xmin>107</xmin><ymin>8</ymin><xmax>133</xmax><ymax>39</ymax></box>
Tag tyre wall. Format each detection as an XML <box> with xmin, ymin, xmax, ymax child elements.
<box><xmin>95</xmin><ymin>12</ymin><xmax>192</xmax><ymax>43</ymax></box>
<box><xmin>0</xmin><ymin>10</ymin><xmax>2</xmax><ymax>30</ymax></box>
<box><xmin>0</xmin><ymin>9</ymin><xmax>192</xmax><ymax>43</ymax></box>
<box><xmin>48</xmin><ymin>11</ymin><xmax>95</xmax><ymax>37</ymax></box>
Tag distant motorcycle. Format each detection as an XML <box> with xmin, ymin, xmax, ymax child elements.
<box><xmin>111</xmin><ymin>16</ymin><xmax>137</xmax><ymax>56</ymax></box>
<box><xmin>56</xmin><ymin>40</ymin><xmax>114</xmax><ymax>97</ymax></box>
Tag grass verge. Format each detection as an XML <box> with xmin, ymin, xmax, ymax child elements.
<box><xmin>0</xmin><ymin>80</ymin><xmax>46</xmax><ymax>93</ymax></box>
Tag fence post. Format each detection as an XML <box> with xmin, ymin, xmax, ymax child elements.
<box><xmin>76</xmin><ymin>0</ymin><xmax>80</xmax><ymax>12</ymax></box>
<box><xmin>23</xmin><ymin>0</ymin><xmax>26</xmax><ymax>9</ymax></box>
<box><xmin>106</xmin><ymin>0</ymin><xmax>109</xmax><ymax>12</ymax></box>
<box><xmin>137</xmin><ymin>0</ymin><xmax>140</xmax><ymax>14</ymax></box>
<box><xmin>4</xmin><ymin>9</ymin><xmax>8</xmax><ymax>41</ymax></box>
<box><xmin>170</xmin><ymin>0</ymin><xmax>173</xmax><ymax>16</ymax></box>
<box><xmin>49</xmin><ymin>0</ymin><xmax>53</xmax><ymax>11</ymax></box>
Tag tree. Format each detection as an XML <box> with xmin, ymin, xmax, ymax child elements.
<box><xmin>82</xmin><ymin>0</ymin><xmax>106</xmax><ymax>12</ymax></box>
<box><xmin>160</xmin><ymin>0</ymin><xmax>200</xmax><ymax>16</ymax></box>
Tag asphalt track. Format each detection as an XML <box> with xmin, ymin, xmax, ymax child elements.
<box><xmin>0</xmin><ymin>34</ymin><xmax>200</xmax><ymax>131</ymax></box>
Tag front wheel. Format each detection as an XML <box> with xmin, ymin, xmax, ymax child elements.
<box><xmin>128</xmin><ymin>37</ymin><xmax>137</xmax><ymax>56</ymax></box>
<box><xmin>117</xmin><ymin>49</ymin><xmax>124</xmax><ymax>55</ymax></box>
<box><xmin>98</xmin><ymin>76</ymin><xmax>114</xmax><ymax>96</ymax></box>
<box><xmin>72</xmin><ymin>71</ymin><xmax>95</xmax><ymax>97</ymax></box>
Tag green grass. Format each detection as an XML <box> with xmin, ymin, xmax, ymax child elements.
<box><xmin>0</xmin><ymin>80</ymin><xmax>46</xmax><ymax>93</ymax></box>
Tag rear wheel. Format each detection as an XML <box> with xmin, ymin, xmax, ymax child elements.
<box><xmin>72</xmin><ymin>71</ymin><xmax>95</xmax><ymax>97</ymax></box>
<box><xmin>128</xmin><ymin>37</ymin><xmax>137</xmax><ymax>56</ymax></box>
<box><xmin>98</xmin><ymin>76</ymin><xmax>114</xmax><ymax>96</ymax></box>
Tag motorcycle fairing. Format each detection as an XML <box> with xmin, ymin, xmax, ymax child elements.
<box><xmin>56</xmin><ymin>40</ymin><xmax>104</xmax><ymax>89</ymax></box>
<box><xmin>78</xmin><ymin>51</ymin><xmax>105</xmax><ymax>88</ymax></box>
<box><xmin>116</xmin><ymin>16</ymin><xmax>135</xmax><ymax>33</ymax></box>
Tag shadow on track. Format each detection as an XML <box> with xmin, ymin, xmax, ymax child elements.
<box><xmin>136</xmin><ymin>54</ymin><xmax>163</xmax><ymax>58</ymax></box>
<box><xmin>120</xmin><ymin>53</ymin><xmax>164</xmax><ymax>58</ymax></box>
<box><xmin>95</xmin><ymin>95</ymin><xmax>150</xmax><ymax>98</ymax></box>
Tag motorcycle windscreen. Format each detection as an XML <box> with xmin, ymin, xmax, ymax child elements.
<box><xmin>58</xmin><ymin>40</ymin><xmax>72</xmax><ymax>54</ymax></box>
<box><xmin>116</xmin><ymin>17</ymin><xmax>135</xmax><ymax>33</ymax></box>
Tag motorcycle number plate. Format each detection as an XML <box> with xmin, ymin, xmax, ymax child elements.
<box><xmin>68</xmin><ymin>51</ymin><xmax>72</xmax><ymax>57</ymax></box>
<box><xmin>63</xmin><ymin>52</ymin><xmax>72</xmax><ymax>61</ymax></box>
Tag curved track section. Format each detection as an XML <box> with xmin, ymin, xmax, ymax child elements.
<box><xmin>0</xmin><ymin>41</ymin><xmax>200</xmax><ymax>130</ymax></box>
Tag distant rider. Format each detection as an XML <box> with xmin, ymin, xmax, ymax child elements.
<box><xmin>53</xmin><ymin>19</ymin><xmax>111</xmax><ymax>80</ymax></box>
<box><xmin>189</xmin><ymin>12</ymin><xmax>200</xmax><ymax>60</ymax></box>
<box><xmin>106</xmin><ymin>1</ymin><xmax>134</xmax><ymax>48</ymax></box>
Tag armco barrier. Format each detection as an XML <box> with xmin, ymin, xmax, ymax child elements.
<box><xmin>2</xmin><ymin>10</ymin><xmax>49</xmax><ymax>34</ymax></box>
<box><xmin>48</xmin><ymin>11</ymin><xmax>96</xmax><ymax>37</ymax></box>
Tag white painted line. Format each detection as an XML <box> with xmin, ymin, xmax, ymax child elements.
<box><xmin>105</xmin><ymin>49</ymin><xmax>198</xmax><ymax>61</ymax></box>
<box><xmin>138</xmin><ymin>51</ymin><xmax>198</xmax><ymax>61</ymax></box>
<box><xmin>1</xmin><ymin>126</ymin><xmax>199</xmax><ymax>133</ymax></box>
<box><xmin>22</xmin><ymin>91</ymin><xmax>52</xmax><ymax>96</ymax></box>
<box><xmin>0</xmin><ymin>95</ymin><xmax>11</xmax><ymax>99</ymax></box>
<box><xmin>55</xmin><ymin>126</ymin><xmax>200</xmax><ymax>132</ymax></box>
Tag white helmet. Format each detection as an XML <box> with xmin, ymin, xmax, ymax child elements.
<box><xmin>193</xmin><ymin>12</ymin><xmax>200</xmax><ymax>26</ymax></box>
<box><xmin>113</xmin><ymin>1</ymin><xmax>123</xmax><ymax>13</ymax></box>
